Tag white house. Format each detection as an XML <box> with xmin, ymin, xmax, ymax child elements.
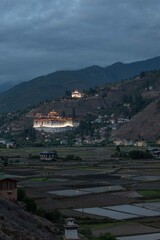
<box><xmin>64</xmin><ymin>218</ymin><xmax>79</xmax><ymax>240</ymax></box>
<box><xmin>71</xmin><ymin>90</ymin><xmax>82</xmax><ymax>99</ymax></box>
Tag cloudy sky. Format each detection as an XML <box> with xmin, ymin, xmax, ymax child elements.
<box><xmin>1</xmin><ymin>0</ymin><xmax>160</xmax><ymax>84</ymax></box>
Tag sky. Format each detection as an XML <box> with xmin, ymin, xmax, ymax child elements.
<box><xmin>1</xmin><ymin>0</ymin><xmax>160</xmax><ymax>84</ymax></box>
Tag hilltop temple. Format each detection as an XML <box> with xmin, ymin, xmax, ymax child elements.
<box><xmin>71</xmin><ymin>90</ymin><xmax>82</xmax><ymax>98</ymax></box>
<box><xmin>33</xmin><ymin>111</ymin><xmax>79</xmax><ymax>133</ymax></box>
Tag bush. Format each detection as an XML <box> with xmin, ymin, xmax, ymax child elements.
<box><xmin>45</xmin><ymin>209</ymin><xmax>61</xmax><ymax>223</ymax></box>
<box><xmin>94</xmin><ymin>233</ymin><xmax>117</xmax><ymax>240</ymax></box>
<box><xmin>80</xmin><ymin>228</ymin><xmax>93</xmax><ymax>239</ymax></box>
<box><xmin>17</xmin><ymin>188</ymin><xmax>26</xmax><ymax>201</ymax></box>
<box><xmin>65</xmin><ymin>154</ymin><xmax>81</xmax><ymax>161</ymax></box>
<box><xmin>24</xmin><ymin>197</ymin><xmax>37</xmax><ymax>213</ymax></box>
<box><xmin>128</xmin><ymin>149</ymin><xmax>152</xmax><ymax>159</ymax></box>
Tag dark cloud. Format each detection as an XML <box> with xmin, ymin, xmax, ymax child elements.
<box><xmin>0</xmin><ymin>0</ymin><xmax>160</xmax><ymax>83</ymax></box>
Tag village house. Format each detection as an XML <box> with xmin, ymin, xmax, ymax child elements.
<box><xmin>0</xmin><ymin>178</ymin><xmax>17</xmax><ymax>201</ymax></box>
<box><xmin>40</xmin><ymin>151</ymin><xmax>57</xmax><ymax>161</ymax></box>
<box><xmin>148</xmin><ymin>147</ymin><xmax>160</xmax><ymax>159</ymax></box>
<box><xmin>113</xmin><ymin>139</ymin><xmax>133</xmax><ymax>146</ymax></box>
<box><xmin>156</xmin><ymin>139</ymin><xmax>160</xmax><ymax>145</ymax></box>
<box><xmin>134</xmin><ymin>141</ymin><xmax>147</xmax><ymax>147</ymax></box>
<box><xmin>0</xmin><ymin>138</ymin><xmax>15</xmax><ymax>148</ymax></box>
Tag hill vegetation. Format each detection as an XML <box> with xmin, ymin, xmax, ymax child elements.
<box><xmin>0</xmin><ymin>198</ymin><xmax>58</xmax><ymax>240</ymax></box>
<box><xmin>0</xmin><ymin>60</ymin><xmax>160</xmax><ymax>142</ymax></box>
<box><xmin>0</xmin><ymin>56</ymin><xmax>160</xmax><ymax>112</ymax></box>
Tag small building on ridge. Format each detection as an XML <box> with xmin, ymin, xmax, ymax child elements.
<box><xmin>71</xmin><ymin>90</ymin><xmax>82</xmax><ymax>99</ymax></box>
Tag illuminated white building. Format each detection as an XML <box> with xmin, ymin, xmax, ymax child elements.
<box><xmin>71</xmin><ymin>90</ymin><xmax>82</xmax><ymax>98</ymax></box>
<box><xmin>33</xmin><ymin>111</ymin><xmax>79</xmax><ymax>133</ymax></box>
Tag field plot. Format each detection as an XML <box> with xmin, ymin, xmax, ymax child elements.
<box><xmin>75</xmin><ymin>201</ymin><xmax>160</xmax><ymax>220</ymax></box>
<box><xmin>0</xmin><ymin>173</ymin><xmax>25</xmax><ymax>179</ymax></box>
<box><xmin>134</xmin><ymin>202</ymin><xmax>160</xmax><ymax>211</ymax></box>
<box><xmin>138</xmin><ymin>189</ymin><xmax>160</xmax><ymax>197</ymax></box>
<box><xmin>132</xmin><ymin>175</ymin><xmax>160</xmax><ymax>181</ymax></box>
<box><xmin>106</xmin><ymin>204</ymin><xmax>160</xmax><ymax>217</ymax></box>
<box><xmin>117</xmin><ymin>232</ymin><xmax>160</xmax><ymax>240</ymax></box>
<box><xmin>75</xmin><ymin>207</ymin><xmax>138</xmax><ymax>220</ymax></box>
<box><xmin>48</xmin><ymin>185</ymin><xmax>124</xmax><ymax>197</ymax></box>
<box><xmin>111</xmin><ymin>191</ymin><xmax>142</xmax><ymax>198</ymax></box>
<box><xmin>79</xmin><ymin>185</ymin><xmax>125</xmax><ymax>193</ymax></box>
<box><xmin>48</xmin><ymin>189</ymin><xmax>89</xmax><ymax>197</ymax></box>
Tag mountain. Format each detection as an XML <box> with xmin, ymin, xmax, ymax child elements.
<box><xmin>27</xmin><ymin>70</ymin><xmax>160</xmax><ymax>141</ymax></box>
<box><xmin>1</xmin><ymin>69</ymin><xmax>160</xmax><ymax>141</ymax></box>
<box><xmin>0</xmin><ymin>198</ymin><xmax>57</xmax><ymax>240</ymax></box>
<box><xmin>1</xmin><ymin>56</ymin><xmax>160</xmax><ymax>112</ymax></box>
<box><xmin>111</xmin><ymin>98</ymin><xmax>160</xmax><ymax>141</ymax></box>
<box><xmin>0</xmin><ymin>81</ymin><xmax>15</xmax><ymax>93</ymax></box>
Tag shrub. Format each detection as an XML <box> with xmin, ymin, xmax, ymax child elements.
<box><xmin>24</xmin><ymin>197</ymin><xmax>37</xmax><ymax>214</ymax></box>
<box><xmin>17</xmin><ymin>188</ymin><xmax>26</xmax><ymax>201</ymax></box>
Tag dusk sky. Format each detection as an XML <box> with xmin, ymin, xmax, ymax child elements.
<box><xmin>1</xmin><ymin>0</ymin><xmax>160</xmax><ymax>84</ymax></box>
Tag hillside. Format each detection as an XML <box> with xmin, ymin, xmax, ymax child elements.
<box><xmin>28</xmin><ymin>70</ymin><xmax>159</xmax><ymax>117</ymax></box>
<box><xmin>111</xmin><ymin>98</ymin><xmax>160</xmax><ymax>141</ymax></box>
<box><xmin>1</xmin><ymin>56</ymin><xmax>160</xmax><ymax>112</ymax></box>
<box><xmin>26</xmin><ymin>70</ymin><xmax>160</xmax><ymax>142</ymax></box>
<box><xmin>0</xmin><ymin>198</ymin><xmax>58</xmax><ymax>240</ymax></box>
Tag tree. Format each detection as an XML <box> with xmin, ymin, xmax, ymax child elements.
<box><xmin>140</xmin><ymin>71</ymin><xmax>145</xmax><ymax>78</ymax></box>
<box><xmin>128</xmin><ymin>149</ymin><xmax>152</xmax><ymax>159</ymax></box>
<box><xmin>65</xmin><ymin>90</ymin><xmax>71</xmax><ymax>98</ymax></box>
<box><xmin>72</xmin><ymin>107</ymin><xmax>76</xmax><ymax>119</ymax></box>
<box><xmin>61</xmin><ymin>110</ymin><xmax>66</xmax><ymax>117</ymax></box>
<box><xmin>17</xmin><ymin>188</ymin><xmax>26</xmax><ymax>201</ymax></box>
<box><xmin>24</xmin><ymin>197</ymin><xmax>37</xmax><ymax>213</ymax></box>
<box><xmin>116</xmin><ymin>145</ymin><xmax>121</xmax><ymax>153</ymax></box>
<box><xmin>80</xmin><ymin>229</ymin><xmax>117</xmax><ymax>240</ymax></box>
<box><xmin>1</xmin><ymin>156</ymin><xmax>8</xmax><ymax>166</ymax></box>
<box><xmin>96</xmin><ymin>233</ymin><xmax>117</xmax><ymax>240</ymax></box>
<box><xmin>45</xmin><ymin>209</ymin><xmax>61</xmax><ymax>223</ymax></box>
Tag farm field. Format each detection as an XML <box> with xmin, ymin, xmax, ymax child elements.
<box><xmin>0</xmin><ymin>146</ymin><xmax>160</xmax><ymax>238</ymax></box>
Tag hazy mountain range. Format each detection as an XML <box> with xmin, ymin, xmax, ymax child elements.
<box><xmin>1</xmin><ymin>56</ymin><xmax>160</xmax><ymax>113</ymax></box>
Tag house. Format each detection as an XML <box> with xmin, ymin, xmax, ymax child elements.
<box><xmin>0</xmin><ymin>138</ymin><xmax>7</xmax><ymax>145</ymax></box>
<box><xmin>148</xmin><ymin>147</ymin><xmax>160</xmax><ymax>159</ymax></box>
<box><xmin>6</xmin><ymin>141</ymin><xmax>15</xmax><ymax>148</ymax></box>
<box><xmin>113</xmin><ymin>139</ymin><xmax>133</xmax><ymax>146</ymax></box>
<box><xmin>156</xmin><ymin>139</ymin><xmax>160</xmax><ymax>145</ymax></box>
<box><xmin>71</xmin><ymin>90</ymin><xmax>82</xmax><ymax>99</ymax></box>
<box><xmin>40</xmin><ymin>151</ymin><xmax>57</xmax><ymax>161</ymax></box>
<box><xmin>0</xmin><ymin>178</ymin><xmax>17</xmax><ymax>201</ymax></box>
<box><xmin>134</xmin><ymin>141</ymin><xmax>147</xmax><ymax>147</ymax></box>
<box><xmin>64</xmin><ymin>218</ymin><xmax>79</xmax><ymax>240</ymax></box>
<box><xmin>0</xmin><ymin>139</ymin><xmax>15</xmax><ymax>148</ymax></box>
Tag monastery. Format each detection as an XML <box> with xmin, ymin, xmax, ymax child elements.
<box><xmin>33</xmin><ymin>111</ymin><xmax>79</xmax><ymax>133</ymax></box>
<box><xmin>71</xmin><ymin>90</ymin><xmax>82</xmax><ymax>98</ymax></box>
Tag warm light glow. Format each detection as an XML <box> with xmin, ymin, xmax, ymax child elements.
<box><xmin>33</xmin><ymin>111</ymin><xmax>79</xmax><ymax>132</ymax></box>
<box><xmin>71</xmin><ymin>90</ymin><xmax>82</xmax><ymax>98</ymax></box>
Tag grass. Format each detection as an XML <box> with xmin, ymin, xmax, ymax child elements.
<box><xmin>75</xmin><ymin>166</ymin><xmax>107</xmax><ymax>171</ymax></box>
<box><xmin>79</xmin><ymin>220</ymin><xmax>132</xmax><ymax>230</ymax></box>
<box><xmin>0</xmin><ymin>146</ymin><xmax>115</xmax><ymax>161</ymax></box>
<box><xmin>138</xmin><ymin>189</ymin><xmax>160</xmax><ymax>197</ymax></box>
<box><xmin>30</xmin><ymin>177</ymin><xmax>48</xmax><ymax>182</ymax></box>
<box><xmin>80</xmin><ymin>222</ymin><xmax>118</xmax><ymax>229</ymax></box>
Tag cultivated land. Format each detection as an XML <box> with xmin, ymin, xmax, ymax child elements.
<box><xmin>0</xmin><ymin>146</ymin><xmax>160</xmax><ymax>238</ymax></box>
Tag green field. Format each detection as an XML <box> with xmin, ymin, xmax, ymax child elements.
<box><xmin>30</xmin><ymin>177</ymin><xmax>48</xmax><ymax>181</ymax></box>
<box><xmin>0</xmin><ymin>146</ymin><xmax>115</xmax><ymax>161</ymax></box>
<box><xmin>138</xmin><ymin>189</ymin><xmax>160</xmax><ymax>197</ymax></box>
